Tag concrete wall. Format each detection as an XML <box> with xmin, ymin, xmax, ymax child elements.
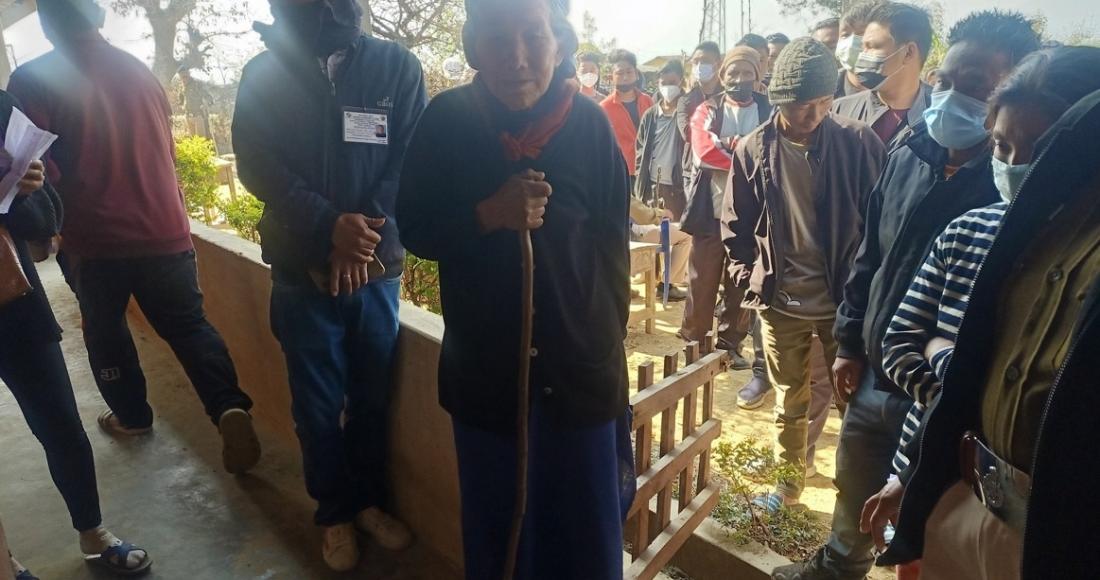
<box><xmin>182</xmin><ymin>222</ymin><xmax>464</xmax><ymax>571</ymax></box>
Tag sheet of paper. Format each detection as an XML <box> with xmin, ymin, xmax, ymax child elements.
<box><xmin>0</xmin><ymin>108</ymin><xmax>58</xmax><ymax>214</ymax></box>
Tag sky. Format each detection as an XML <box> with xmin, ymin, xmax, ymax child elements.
<box><xmin>3</xmin><ymin>0</ymin><xmax>1097</xmax><ymax>81</ymax></box>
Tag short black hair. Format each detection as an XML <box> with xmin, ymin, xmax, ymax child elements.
<box><xmin>990</xmin><ymin>46</ymin><xmax>1100</xmax><ymax>123</ymax></box>
<box><xmin>812</xmin><ymin>17</ymin><xmax>840</xmax><ymax>33</ymax></box>
<box><xmin>868</xmin><ymin>2</ymin><xmax>934</xmax><ymax>63</ymax></box>
<box><xmin>948</xmin><ymin>10</ymin><xmax>1042</xmax><ymax>67</ymax></box>
<box><xmin>737</xmin><ymin>33</ymin><xmax>768</xmax><ymax>53</ymax></box>
<box><xmin>607</xmin><ymin>49</ymin><xmax>638</xmax><ymax>71</ymax></box>
<box><xmin>841</xmin><ymin>0</ymin><xmax>887</xmax><ymax>32</ymax></box>
<box><xmin>694</xmin><ymin>41</ymin><xmax>722</xmax><ymax>59</ymax></box>
<box><xmin>659</xmin><ymin>59</ymin><xmax>684</xmax><ymax>78</ymax></box>
<box><xmin>767</xmin><ymin>33</ymin><xmax>791</xmax><ymax>45</ymax></box>
<box><xmin>577</xmin><ymin>51</ymin><xmax>602</xmax><ymax>65</ymax></box>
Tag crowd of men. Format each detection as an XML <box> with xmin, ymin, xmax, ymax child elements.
<box><xmin>1</xmin><ymin>0</ymin><xmax>1100</xmax><ymax>578</ymax></box>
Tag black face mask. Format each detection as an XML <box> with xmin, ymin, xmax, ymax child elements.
<box><xmin>275</xmin><ymin>1</ymin><xmax>361</xmax><ymax>56</ymax></box>
<box><xmin>726</xmin><ymin>80</ymin><xmax>754</xmax><ymax>102</ymax></box>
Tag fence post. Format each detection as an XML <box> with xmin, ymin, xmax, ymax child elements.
<box><xmin>632</xmin><ymin>361</ymin><xmax>655</xmax><ymax>558</ymax></box>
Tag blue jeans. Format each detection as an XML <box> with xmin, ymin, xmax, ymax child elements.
<box><xmin>72</xmin><ymin>250</ymin><xmax>252</xmax><ymax>428</ymax></box>
<box><xmin>822</xmin><ymin>370</ymin><xmax>912</xmax><ymax>578</ymax></box>
<box><xmin>271</xmin><ymin>278</ymin><xmax>400</xmax><ymax>526</ymax></box>
<box><xmin>0</xmin><ymin>340</ymin><xmax>102</xmax><ymax>532</ymax></box>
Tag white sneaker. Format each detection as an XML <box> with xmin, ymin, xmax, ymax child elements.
<box><xmin>355</xmin><ymin>507</ymin><xmax>412</xmax><ymax>551</ymax></box>
<box><xmin>322</xmin><ymin>524</ymin><xmax>360</xmax><ymax>572</ymax></box>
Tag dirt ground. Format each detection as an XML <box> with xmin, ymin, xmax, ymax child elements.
<box><xmin>626</xmin><ymin>289</ymin><xmax>895</xmax><ymax>580</ymax></box>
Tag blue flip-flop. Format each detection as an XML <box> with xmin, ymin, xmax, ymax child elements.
<box><xmin>86</xmin><ymin>542</ymin><xmax>153</xmax><ymax>576</ymax></box>
<box><xmin>15</xmin><ymin>570</ymin><xmax>39</xmax><ymax>580</ymax></box>
<box><xmin>751</xmin><ymin>492</ymin><xmax>788</xmax><ymax>515</ymax></box>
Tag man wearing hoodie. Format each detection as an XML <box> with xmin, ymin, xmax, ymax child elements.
<box><xmin>9</xmin><ymin>0</ymin><xmax>261</xmax><ymax>475</ymax></box>
<box><xmin>232</xmin><ymin>0</ymin><xmax>427</xmax><ymax>571</ymax></box>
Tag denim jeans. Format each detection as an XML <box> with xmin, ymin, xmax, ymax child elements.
<box><xmin>822</xmin><ymin>370</ymin><xmax>912</xmax><ymax>579</ymax></box>
<box><xmin>0</xmin><ymin>340</ymin><xmax>102</xmax><ymax>532</ymax></box>
<box><xmin>270</xmin><ymin>278</ymin><xmax>400</xmax><ymax>526</ymax></box>
<box><xmin>71</xmin><ymin>250</ymin><xmax>252</xmax><ymax>428</ymax></box>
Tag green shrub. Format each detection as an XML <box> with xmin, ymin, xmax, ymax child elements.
<box><xmin>175</xmin><ymin>135</ymin><xmax>220</xmax><ymax>224</ymax></box>
<box><xmin>219</xmin><ymin>193</ymin><xmax>264</xmax><ymax>243</ymax></box>
<box><xmin>711</xmin><ymin>439</ymin><xmax>828</xmax><ymax>561</ymax></box>
<box><xmin>402</xmin><ymin>254</ymin><xmax>442</xmax><ymax>314</ymax></box>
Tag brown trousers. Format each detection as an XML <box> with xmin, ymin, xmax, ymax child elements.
<box><xmin>920</xmin><ymin>481</ymin><xmax>1023</xmax><ymax>580</ymax></box>
<box><xmin>681</xmin><ymin>230</ymin><xmax>751</xmax><ymax>346</ymax></box>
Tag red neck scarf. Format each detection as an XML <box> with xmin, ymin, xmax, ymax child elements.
<box><xmin>488</xmin><ymin>79</ymin><xmax>580</xmax><ymax>162</ymax></box>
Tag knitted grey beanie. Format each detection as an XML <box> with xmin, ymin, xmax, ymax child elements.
<box><xmin>768</xmin><ymin>37</ymin><xmax>837</xmax><ymax>105</ymax></box>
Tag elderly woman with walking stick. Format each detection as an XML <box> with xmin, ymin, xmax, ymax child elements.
<box><xmin>397</xmin><ymin>0</ymin><xmax>634</xmax><ymax>578</ymax></box>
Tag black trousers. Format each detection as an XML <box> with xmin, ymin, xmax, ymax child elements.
<box><xmin>71</xmin><ymin>250</ymin><xmax>252</xmax><ymax>429</ymax></box>
<box><xmin>0</xmin><ymin>340</ymin><xmax>102</xmax><ymax>531</ymax></box>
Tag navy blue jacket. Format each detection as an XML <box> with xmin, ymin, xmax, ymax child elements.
<box><xmin>233</xmin><ymin>33</ymin><xmax>427</xmax><ymax>284</ymax></box>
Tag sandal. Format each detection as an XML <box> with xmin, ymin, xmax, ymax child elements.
<box><xmin>85</xmin><ymin>542</ymin><xmax>153</xmax><ymax>576</ymax></box>
<box><xmin>15</xmin><ymin>571</ymin><xmax>39</xmax><ymax>580</ymax></box>
<box><xmin>97</xmin><ymin>410</ymin><xmax>152</xmax><ymax>437</ymax></box>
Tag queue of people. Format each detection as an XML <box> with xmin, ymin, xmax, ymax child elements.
<box><xmin>2</xmin><ymin>0</ymin><xmax>1100</xmax><ymax>579</ymax></box>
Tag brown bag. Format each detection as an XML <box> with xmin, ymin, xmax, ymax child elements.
<box><xmin>0</xmin><ymin>225</ymin><xmax>32</xmax><ymax>307</ymax></box>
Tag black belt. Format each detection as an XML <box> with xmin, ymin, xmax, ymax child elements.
<box><xmin>959</xmin><ymin>431</ymin><xmax>1032</xmax><ymax>533</ymax></box>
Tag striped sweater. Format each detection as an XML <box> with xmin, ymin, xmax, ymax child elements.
<box><xmin>882</xmin><ymin>202</ymin><xmax>1008</xmax><ymax>472</ymax></box>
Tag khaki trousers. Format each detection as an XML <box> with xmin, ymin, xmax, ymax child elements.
<box><xmin>920</xmin><ymin>481</ymin><xmax>1023</xmax><ymax>580</ymax></box>
<box><xmin>759</xmin><ymin>308</ymin><xmax>838</xmax><ymax>499</ymax></box>
<box><xmin>0</xmin><ymin>513</ymin><xmax>13</xmax><ymax>580</ymax></box>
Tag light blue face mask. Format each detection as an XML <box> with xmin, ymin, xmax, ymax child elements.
<box><xmin>922</xmin><ymin>89</ymin><xmax>990</xmax><ymax>150</ymax></box>
<box><xmin>991</xmin><ymin>156</ymin><xmax>1030</xmax><ymax>203</ymax></box>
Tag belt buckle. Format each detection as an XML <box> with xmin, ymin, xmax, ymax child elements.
<box><xmin>979</xmin><ymin>465</ymin><xmax>1005</xmax><ymax>509</ymax></box>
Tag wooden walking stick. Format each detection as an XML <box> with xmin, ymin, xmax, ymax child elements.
<box><xmin>503</xmin><ymin>228</ymin><xmax>536</xmax><ymax>580</ymax></box>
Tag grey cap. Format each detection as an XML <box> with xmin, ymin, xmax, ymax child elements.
<box><xmin>768</xmin><ymin>37</ymin><xmax>837</xmax><ymax>105</ymax></box>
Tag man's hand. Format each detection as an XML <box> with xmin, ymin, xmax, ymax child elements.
<box><xmin>832</xmin><ymin>355</ymin><xmax>866</xmax><ymax>403</ymax></box>
<box><xmin>17</xmin><ymin>160</ymin><xmax>45</xmax><ymax>196</ymax></box>
<box><xmin>331</xmin><ymin>214</ymin><xmax>386</xmax><ymax>262</ymax></box>
<box><xmin>476</xmin><ymin>169</ymin><xmax>552</xmax><ymax>233</ymax></box>
<box><xmin>924</xmin><ymin>337</ymin><xmax>955</xmax><ymax>361</ymax></box>
<box><xmin>860</xmin><ymin>477</ymin><xmax>905</xmax><ymax>553</ymax></box>
<box><xmin>329</xmin><ymin>252</ymin><xmax>370</xmax><ymax>297</ymax></box>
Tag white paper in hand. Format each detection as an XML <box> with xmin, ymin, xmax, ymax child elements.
<box><xmin>0</xmin><ymin>108</ymin><xmax>58</xmax><ymax>214</ymax></box>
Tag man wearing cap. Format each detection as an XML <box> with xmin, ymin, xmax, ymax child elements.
<box><xmin>232</xmin><ymin>0</ymin><xmax>427</xmax><ymax>571</ymax></box>
<box><xmin>722</xmin><ymin>37</ymin><xmax>887</xmax><ymax>510</ymax></box>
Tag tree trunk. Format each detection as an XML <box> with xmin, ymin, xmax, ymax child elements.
<box><xmin>146</xmin><ymin>11</ymin><xmax>183</xmax><ymax>88</ymax></box>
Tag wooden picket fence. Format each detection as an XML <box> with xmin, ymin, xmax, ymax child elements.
<box><xmin>625</xmin><ymin>334</ymin><xmax>727</xmax><ymax>579</ymax></box>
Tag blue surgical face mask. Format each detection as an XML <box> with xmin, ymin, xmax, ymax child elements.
<box><xmin>991</xmin><ymin>156</ymin><xmax>1030</xmax><ymax>203</ymax></box>
<box><xmin>922</xmin><ymin>89</ymin><xmax>991</xmax><ymax>150</ymax></box>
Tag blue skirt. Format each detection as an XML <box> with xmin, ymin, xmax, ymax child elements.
<box><xmin>452</xmin><ymin>404</ymin><xmax>635</xmax><ymax>580</ymax></box>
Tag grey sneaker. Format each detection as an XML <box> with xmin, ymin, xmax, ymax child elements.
<box><xmin>737</xmin><ymin>376</ymin><xmax>772</xmax><ymax>410</ymax></box>
<box><xmin>771</xmin><ymin>550</ymin><xmax>836</xmax><ymax>580</ymax></box>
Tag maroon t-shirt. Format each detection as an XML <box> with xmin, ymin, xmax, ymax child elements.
<box><xmin>8</xmin><ymin>33</ymin><xmax>193</xmax><ymax>259</ymax></box>
<box><xmin>872</xmin><ymin>108</ymin><xmax>909</xmax><ymax>147</ymax></box>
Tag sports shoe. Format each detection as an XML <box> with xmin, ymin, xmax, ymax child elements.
<box><xmin>737</xmin><ymin>376</ymin><xmax>772</xmax><ymax>410</ymax></box>
<box><xmin>322</xmin><ymin>524</ymin><xmax>360</xmax><ymax>572</ymax></box>
<box><xmin>656</xmin><ymin>283</ymin><xmax>688</xmax><ymax>302</ymax></box>
<box><xmin>219</xmin><ymin>408</ymin><xmax>261</xmax><ymax>475</ymax></box>
<box><xmin>96</xmin><ymin>410</ymin><xmax>152</xmax><ymax>437</ymax></box>
<box><xmin>771</xmin><ymin>549</ymin><xmax>835</xmax><ymax>579</ymax></box>
<box><xmin>356</xmin><ymin>507</ymin><xmax>412</xmax><ymax>551</ymax></box>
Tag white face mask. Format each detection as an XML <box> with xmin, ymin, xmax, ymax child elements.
<box><xmin>659</xmin><ymin>85</ymin><xmax>682</xmax><ymax>103</ymax></box>
<box><xmin>579</xmin><ymin>72</ymin><xmax>599</xmax><ymax>88</ymax></box>
<box><xmin>693</xmin><ymin>63</ymin><xmax>716</xmax><ymax>84</ymax></box>
<box><xmin>991</xmin><ymin>156</ymin><xmax>1031</xmax><ymax>203</ymax></box>
<box><xmin>835</xmin><ymin>34</ymin><xmax>862</xmax><ymax>71</ymax></box>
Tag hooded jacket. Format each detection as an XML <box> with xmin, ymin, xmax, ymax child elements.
<box><xmin>833</xmin><ymin>123</ymin><xmax>998</xmax><ymax>388</ymax></box>
<box><xmin>721</xmin><ymin>111</ymin><xmax>886</xmax><ymax>309</ymax></box>
<box><xmin>232</xmin><ymin>4</ymin><xmax>427</xmax><ymax>285</ymax></box>
<box><xmin>882</xmin><ymin>89</ymin><xmax>1100</xmax><ymax>580</ymax></box>
<box><xmin>681</xmin><ymin>91</ymin><xmax>772</xmax><ymax>236</ymax></box>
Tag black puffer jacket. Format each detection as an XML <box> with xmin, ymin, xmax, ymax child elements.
<box><xmin>833</xmin><ymin>124</ymin><xmax>999</xmax><ymax>389</ymax></box>
<box><xmin>882</xmin><ymin>89</ymin><xmax>1100</xmax><ymax>579</ymax></box>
